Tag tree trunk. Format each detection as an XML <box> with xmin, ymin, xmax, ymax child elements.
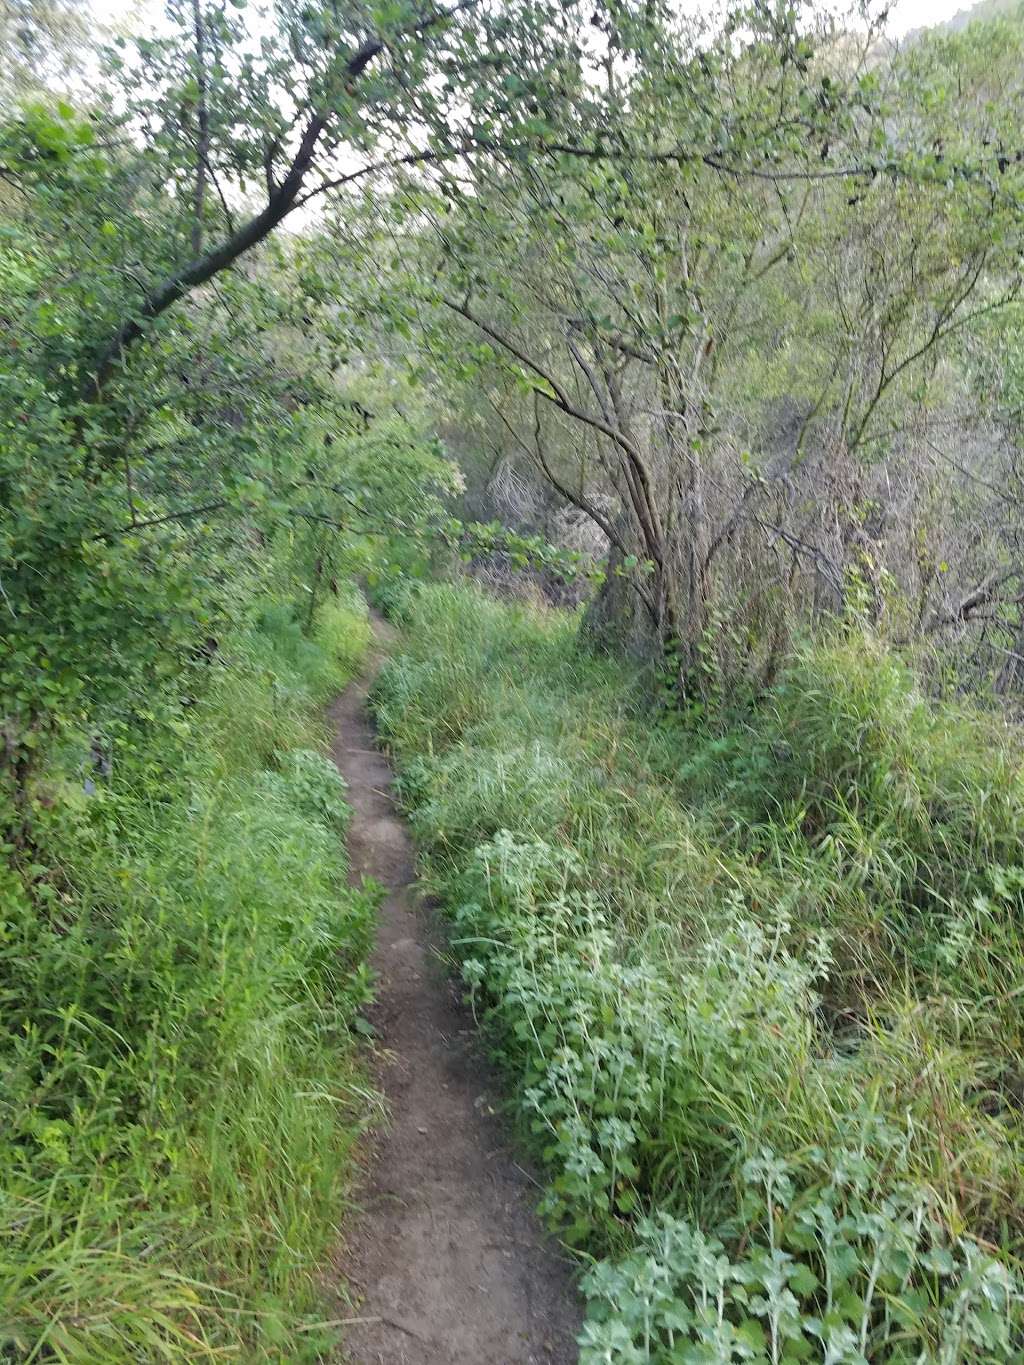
<box><xmin>581</xmin><ymin>537</ymin><xmax>660</xmax><ymax>660</ymax></box>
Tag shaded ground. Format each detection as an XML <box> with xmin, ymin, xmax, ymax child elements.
<box><xmin>328</xmin><ymin>617</ymin><xmax>582</xmax><ymax>1365</ymax></box>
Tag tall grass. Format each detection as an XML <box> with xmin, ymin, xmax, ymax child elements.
<box><xmin>372</xmin><ymin>581</ymin><xmax>1024</xmax><ymax>1363</ymax></box>
<box><xmin>0</xmin><ymin>590</ymin><xmax>375</xmax><ymax>1360</ymax></box>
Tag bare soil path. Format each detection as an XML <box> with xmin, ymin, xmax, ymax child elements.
<box><xmin>328</xmin><ymin>616</ymin><xmax>582</xmax><ymax>1365</ymax></box>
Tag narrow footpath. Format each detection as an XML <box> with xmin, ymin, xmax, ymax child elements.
<box><xmin>328</xmin><ymin>618</ymin><xmax>582</xmax><ymax>1365</ymax></box>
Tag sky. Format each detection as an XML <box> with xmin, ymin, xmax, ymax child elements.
<box><xmin>886</xmin><ymin>0</ymin><xmax>980</xmax><ymax>32</ymax></box>
<box><xmin>96</xmin><ymin>0</ymin><xmax>982</xmax><ymax>41</ymax></box>
<box><xmin>802</xmin><ymin>0</ymin><xmax>987</xmax><ymax>37</ymax></box>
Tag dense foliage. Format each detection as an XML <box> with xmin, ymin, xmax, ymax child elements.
<box><xmin>0</xmin><ymin>0</ymin><xmax>471</xmax><ymax>1354</ymax></box>
<box><xmin>373</xmin><ymin>580</ymin><xmax>1024</xmax><ymax>1362</ymax></box>
<box><xmin>1</xmin><ymin>587</ymin><xmax>377</xmax><ymax>1357</ymax></box>
<box><xmin>333</xmin><ymin>2</ymin><xmax>1024</xmax><ymax>700</ymax></box>
<box><xmin>6</xmin><ymin>0</ymin><xmax>1024</xmax><ymax>1357</ymax></box>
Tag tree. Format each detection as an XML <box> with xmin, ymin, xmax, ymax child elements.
<box><xmin>349</xmin><ymin>4</ymin><xmax>1024</xmax><ymax>694</ymax></box>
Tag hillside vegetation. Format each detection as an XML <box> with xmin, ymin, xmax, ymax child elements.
<box><xmin>1</xmin><ymin>587</ymin><xmax>377</xmax><ymax>1357</ymax></box>
<box><xmin>374</xmin><ymin>581</ymin><xmax>1024</xmax><ymax>1362</ymax></box>
<box><xmin>6</xmin><ymin>0</ymin><xmax>1024</xmax><ymax>1358</ymax></box>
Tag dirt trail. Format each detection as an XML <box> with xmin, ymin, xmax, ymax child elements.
<box><xmin>328</xmin><ymin>617</ymin><xmax>582</xmax><ymax>1365</ymax></box>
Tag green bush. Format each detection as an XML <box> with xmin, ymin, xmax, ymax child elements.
<box><xmin>672</xmin><ymin>636</ymin><xmax>1024</xmax><ymax>1070</ymax></box>
<box><xmin>372</xmin><ymin>582</ymin><xmax>1024</xmax><ymax>1363</ymax></box>
<box><xmin>0</xmin><ymin>591</ymin><xmax>375</xmax><ymax>1360</ymax></box>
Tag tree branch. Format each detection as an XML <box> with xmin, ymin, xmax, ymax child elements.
<box><xmin>93</xmin><ymin>499</ymin><xmax>230</xmax><ymax>539</ymax></box>
<box><xmin>442</xmin><ymin>295</ymin><xmax>666</xmax><ymax>566</ymax></box>
<box><xmin>85</xmin><ymin>0</ymin><xmax>479</xmax><ymax>397</ymax></box>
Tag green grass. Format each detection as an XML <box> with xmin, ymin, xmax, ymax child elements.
<box><xmin>0</xmin><ymin>589</ymin><xmax>375</xmax><ymax>1361</ymax></box>
<box><xmin>371</xmin><ymin>580</ymin><xmax>1024</xmax><ymax>1364</ymax></box>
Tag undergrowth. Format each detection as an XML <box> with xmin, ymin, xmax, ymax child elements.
<box><xmin>0</xmin><ymin>589</ymin><xmax>375</xmax><ymax>1360</ymax></box>
<box><xmin>371</xmin><ymin>580</ymin><xmax>1024</xmax><ymax>1364</ymax></box>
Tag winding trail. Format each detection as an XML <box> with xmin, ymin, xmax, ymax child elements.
<box><xmin>328</xmin><ymin>617</ymin><xmax>582</xmax><ymax>1365</ymax></box>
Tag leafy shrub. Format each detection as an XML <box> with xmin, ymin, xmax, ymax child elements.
<box><xmin>581</xmin><ymin>1162</ymin><xmax>1022</xmax><ymax>1365</ymax></box>
<box><xmin>368</xmin><ymin>573</ymin><xmax>427</xmax><ymax>624</ymax></box>
<box><xmin>263</xmin><ymin>748</ymin><xmax>350</xmax><ymax>833</ymax></box>
<box><xmin>448</xmin><ymin>832</ymin><xmax>817</xmax><ymax>1229</ymax></box>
